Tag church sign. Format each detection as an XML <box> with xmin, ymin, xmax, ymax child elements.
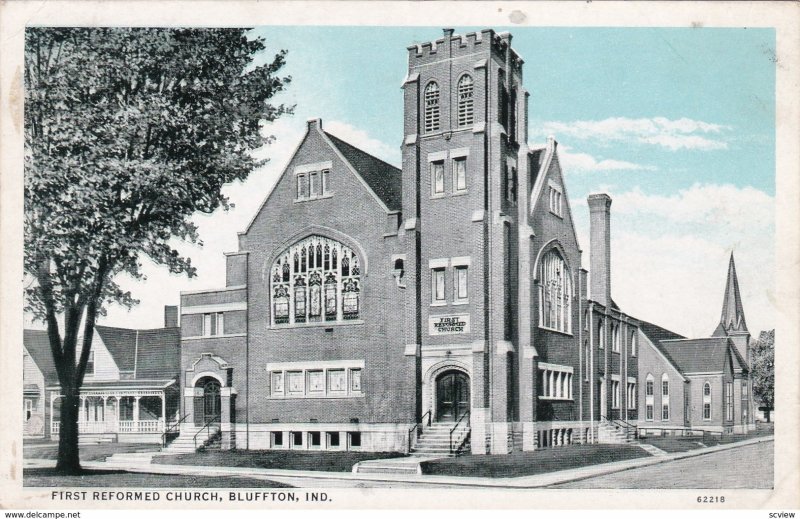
<box><xmin>429</xmin><ymin>314</ymin><xmax>470</xmax><ymax>335</ymax></box>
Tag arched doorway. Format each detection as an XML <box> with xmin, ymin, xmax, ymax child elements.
<box><xmin>194</xmin><ymin>377</ymin><xmax>222</xmax><ymax>426</ymax></box>
<box><xmin>435</xmin><ymin>370</ymin><xmax>470</xmax><ymax>422</ymax></box>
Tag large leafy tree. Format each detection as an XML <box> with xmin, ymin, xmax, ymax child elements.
<box><xmin>751</xmin><ymin>329</ymin><xmax>775</xmax><ymax>422</ymax></box>
<box><xmin>24</xmin><ymin>27</ymin><xmax>291</xmax><ymax>474</ymax></box>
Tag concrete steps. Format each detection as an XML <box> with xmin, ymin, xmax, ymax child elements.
<box><xmin>410</xmin><ymin>423</ymin><xmax>470</xmax><ymax>456</ymax></box>
<box><xmin>161</xmin><ymin>425</ymin><xmax>220</xmax><ymax>454</ymax></box>
<box><xmin>353</xmin><ymin>459</ymin><xmax>423</xmax><ymax>475</ymax></box>
<box><xmin>104</xmin><ymin>452</ymin><xmax>158</xmax><ymax>467</ymax></box>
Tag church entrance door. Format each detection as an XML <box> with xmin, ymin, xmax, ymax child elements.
<box><xmin>435</xmin><ymin>371</ymin><xmax>470</xmax><ymax>422</ymax></box>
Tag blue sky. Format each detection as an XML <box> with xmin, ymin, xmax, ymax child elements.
<box><xmin>81</xmin><ymin>26</ymin><xmax>776</xmax><ymax>339</ymax></box>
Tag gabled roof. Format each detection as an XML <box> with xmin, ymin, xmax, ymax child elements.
<box><xmin>712</xmin><ymin>253</ymin><xmax>748</xmax><ymax>336</ymax></box>
<box><xmin>659</xmin><ymin>337</ymin><xmax>746</xmax><ymax>374</ymax></box>
<box><xmin>134</xmin><ymin>328</ymin><xmax>181</xmax><ymax>379</ymax></box>
<box><xmin>95</xmin><ymin>326</ymin><xmax>139</xmax><ymax>372</ymax></box>
<box><xmin>324</xmin><ymin>131</ymin><xmax>402</xmax><ymax>211</ymax></box>
<box><xmin>23</xmin><ymin>329</ymin><xmax>59</xmax><ymax>385</ymax></box>
<box><xmin>95</xmin><ymin>325</ymin><xmax>180</xmax><ymax>379</ymax></box>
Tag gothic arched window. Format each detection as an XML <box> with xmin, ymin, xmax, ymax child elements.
<box><xmin>424</xmin><ymin>81</ymin><xmax>440</xmax><ymax>133</ymax></box>
<box><xmin>538</xmin><ymin>249</ymin><xmax>573</xmax><ymax>333</ymax></box>
<box><xmin>271</xmin><ymin>236</ymin><xmax>362</xmax><ymax>325</ymax></box>
<box><xmin>457</xmin><ymin>75</ymin><xmax>474</xmax><ymax>127</ymax></box>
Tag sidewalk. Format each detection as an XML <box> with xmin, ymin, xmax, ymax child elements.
<box><xmin>40</xmin><ymin>435</ymin><xmax>772</xmax><ymax>489</ymax></box>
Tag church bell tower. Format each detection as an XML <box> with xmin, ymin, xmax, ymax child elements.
<box><xmin>400</xmin><ymin>29</ymin><xmax>527</xmax><ymax>454</ymax></box>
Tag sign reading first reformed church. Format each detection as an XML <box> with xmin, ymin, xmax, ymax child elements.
<box><xmin>429</xmin><ymin>314</ymin><xmax>470</xmax><ymax>335</ymax></box>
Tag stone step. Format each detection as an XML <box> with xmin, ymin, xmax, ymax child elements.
<box><xmin>354</xmin><ymin>464</ymin><xmax>421</xmax><ymax>475</ymax></box>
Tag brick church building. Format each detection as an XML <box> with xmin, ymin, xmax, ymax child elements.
<box><xmin>173</xmin><ymin>28</ymin><xmax>676</xmax><ymax>455</ymax></box>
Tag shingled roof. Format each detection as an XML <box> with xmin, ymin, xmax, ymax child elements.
<box><xmin>659</xmin><ymin>337</ymin><xmax>746</xmax><ymax>375</ymax></box>
<box><xmin>324</xmin><ymin>131</ymin><xmax>402</xmax><ymax>211</ymax></box>
<box><xmin>23</xmin><ymin>329</ymin><xmax>59</xmax><ymax>385</ymax></box>
<box><xmin>95</xmin><ymin>325</ymin><xmax>180</xmax><ymax>379</ymax></box>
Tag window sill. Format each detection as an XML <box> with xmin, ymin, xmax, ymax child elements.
<box><xmin>430</xmin><ymin>193</ymin><xmax>446</xmax><ymax>199</ymax></box>
<box><xmin>549</xmin><ymin>210</ymin><xmax>563</xmax><ymax>219</ymax></box>
<box><xmin>270</xmin><ymin>320</ymin><xmax>365</xmax><ymax>330</ymax></box>
<box><xmin>269</xmin><ymin>393</ymin><xmax>364</xmax><ymax>400</ymax></box>
<box><xmin>183</xmin><ymin>333</ymin><xmax>247</xmax><ymax>340</ymax></box>
<box><xmin>294</xmin><ymin>193</ymin><xmax>334</xmax><ymax>203</ymax></box>
<box><xmin>452</xmin><ymin>300</ymin><xmax>469</xmax><ymax>306</ymax></box>
<box><xmin>451</xmin><ymin>190</ymin><xmax>469</xmax><ymax>197</ymax></box>
<box><xmin>612</xmin><ymin>350</ymin><xmax>621</xmax><ymax>355</ymax></box>
<box><xmin>537</xmin><ymin>397</ymin><xmax>573</xmax><ymax>402</ymax></box>
<box><xmin>538</xmin><ymin>325</ymin><xmax>573</xmax><ymax>337</ymax></box>
<box><xmin>430</xmin><ymin>301</ymin><xmax>447</xmax><ymax>307</ymax></box>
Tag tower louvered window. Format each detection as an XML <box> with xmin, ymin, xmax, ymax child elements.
<box><xmin>538</xmin><ymin>249</ymin><xmax>573</xmax><ymax>333</ymax></box>
<box><xmin>424</xmin><ymin>82</ymin><xmax>440</xmax><ymax>133</ymax></box>
<box><xmin>457</xmin><ymin>75</ymin><xmax>474</xmax><ymax>127</ymax></box>
<box><xmin>271</xmin><ymin>236</ymin><xmax>361</xmax><ymax>325</ymax></box>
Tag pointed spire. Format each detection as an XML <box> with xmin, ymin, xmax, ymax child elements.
<box><xmin>713</xmin><ymin>253</ymin><xmax>748</xmax><ymax>336</ymax></box>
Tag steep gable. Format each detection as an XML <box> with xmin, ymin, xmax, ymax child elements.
<box><xmin>529</xmin><ymin>139</ymin><xmax>582</xmax><ymax>254</ymax></box>
<box><xmin>244</xmin><ymin>119</ymin><xmax>401</xmax><ymax>235</ymax></box>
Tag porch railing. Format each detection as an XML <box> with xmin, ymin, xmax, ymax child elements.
<box><xmin>51</xmin><ymin>419</ymin><xmax>165</xmax><ymax>436</ymax></box>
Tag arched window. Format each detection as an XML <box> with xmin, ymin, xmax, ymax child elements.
<box><xmin>271</xmin><ymin>235</ymin><xmax>361</xmax><ymax>325</ymax></box>
<box><xmin>703</xmin><ymin>381</ymin><xmax>712</xmax><ymax>420</ymax></box>
<box><xmin>631</xmin><ymin>331</ymin><xmax>637</xmax><ymax>357</ymax></box>
<box><xmin>584</xmin><ymin>340</ymin><xmax>590</xmax><ymax>382</ymax></box>
<box><xmin>661</xmin><ymin>374</ymin><xmax>670</xmax><ymax>421</ymax></box>
<box><xmin>457</xmin><ymin>75</ymin><xmax>474</xmax><ymax>127</ymax></box>
<box><xmin>612</xmin><ymin>324</ymin><xmax>621</xmax><ymax>352</ymax></box>
<box><xmin>424</xmin><ymin>82</ymin><xmax>440</xmax><ymax>133</ymax></box>
<box><xmin>598</xmin><ymin>319</ymin><xmax>606</xmax><ymax>349</ymax></box>
<box><xmin>645</xmin><ymin>373</ymin><xmax>654</xmax><ymax>421</ymax></box>
<box><xmin>538</xmin><ymin>249</ymin><xmax>573</xmax><ymax>333</ymax></box>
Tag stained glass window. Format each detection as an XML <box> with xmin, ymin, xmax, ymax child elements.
<box><xmin>270</xmin><ymin>235</ymin><xmax>362</xmax><ymax>325</ymax></box>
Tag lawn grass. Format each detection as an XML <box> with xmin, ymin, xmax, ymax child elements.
<box><xmin>639</xmin><ymin>423</ymin><xmax>775</xmax><ymax>453</ymax></box>
<box><xmin>153</xmin><ymin>450</ymin><xmax>407</xmax><ymax>472</ymax></box>
<box><xmin>420</xmin><ymin>444</ymin><xmax>650</xmax><ymax>478</ymax></box>
<box><xmin>24</xmin><ymin>443</ymin><xmax>157</xmax><ymax>462</ymax></box>
<box><xmin>23</xmin><ymin>468</ymin><xmax>293</xmax><ymax>488</ymax></box>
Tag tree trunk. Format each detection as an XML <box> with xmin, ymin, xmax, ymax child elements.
<box><xmin>55</xmin><ymin>390</ymin><xmax>82</xmax><ymax>474</ymax></box>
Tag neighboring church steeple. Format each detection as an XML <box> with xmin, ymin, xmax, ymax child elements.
<box><xmin>712</xmin><ymin>253</ymin><xmax>748</xmax><ymax>337</ymax></box>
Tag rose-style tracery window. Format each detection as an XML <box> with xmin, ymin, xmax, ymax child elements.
<box><xmin>271</xmin><ymin>236</ymin><xmax>361</xmax><ymax>325</ymax></box>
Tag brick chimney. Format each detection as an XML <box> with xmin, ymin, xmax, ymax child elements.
<box><xmin>164</xmin><ymin>305</ymin><xmax>178</xmax><ymax>328</ymax></box>
<box><xmin>587</xmin><ymin>193</ymin><xmax>612</xmax><ymax>307</ymax></box>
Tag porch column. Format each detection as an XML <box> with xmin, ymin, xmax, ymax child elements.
<box><xmin>161</xmin><ymin>392</ymin><xmax>166</xmax><ymax>432</ymax></box>
<box><xmin>49</xmin><ymin>394</ymin><xmax>55</xmax><ymax>437</ymax></box>
<box><xmin>133</xmin><ymin>396</ymin><xmax>141</xmax><ymax>432</ymax></box>
<box><xmin>102</xmin><ymin>396</ymin><xmax>108</xmax><ymax>431</ymax></box>
<box><xmin>79</xmin><ymin>396</ymin><xmax>86</xmax><ymax>422</ymax></box>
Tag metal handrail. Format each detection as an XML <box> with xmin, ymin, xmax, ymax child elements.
<box><xmin>162</xmin><ymin>413</ymin><xmax>190</xmax><ymax>447</ymax></box>
<box><xmin>449</xmin><ymin>410</ymin><xmax>470</xmax><ymax>454</ymax></box>
<box><xmin>193</xmin><ymin>414</ymin><xmax>221</xmax><ymax>450</ymax></box>
<box><xmin>407</xmin><ymin>410</ymin><xmax>432</xmax><ymax>453</ymax></box>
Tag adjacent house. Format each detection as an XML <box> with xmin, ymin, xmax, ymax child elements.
<box><xmin>23</xmin><ymin>307</ymin><xmax>181</xmax><ymax>443</ymax></box>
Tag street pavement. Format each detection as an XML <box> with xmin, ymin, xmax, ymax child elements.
<box><xmin>25</xmin><ymin>437</ymin><xmax>773</xmax><ymax>489</ymax></box>
<box><xmin>554</xmin><ymin>439</ymin><xmax>773</xmax><ymax>488</ymax></box>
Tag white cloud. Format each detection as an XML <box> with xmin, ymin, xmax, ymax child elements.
<box><xmin>324</xmin><ymin>120</ymin><xmax>400</xmax><ymax>166</ymax></box>
<box><xmin>539</xmin><ymin>116</ymin><xmax>730</xmax><ymax>151</ymax></box>
<box><xmin>557</xmin><ymin>147</ymin><xmax>656</xmax><ymax>173</ymax></box>
<box><xmin>572</xmin><ymin>184</ymin><xmax>775</xmax><ymax>338</ymax></box>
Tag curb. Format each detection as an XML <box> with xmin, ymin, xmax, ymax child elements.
<box><xmin>38</xmin><ymin>435</ymin><xmax>773</xmax><ymax>489</ymax></box>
